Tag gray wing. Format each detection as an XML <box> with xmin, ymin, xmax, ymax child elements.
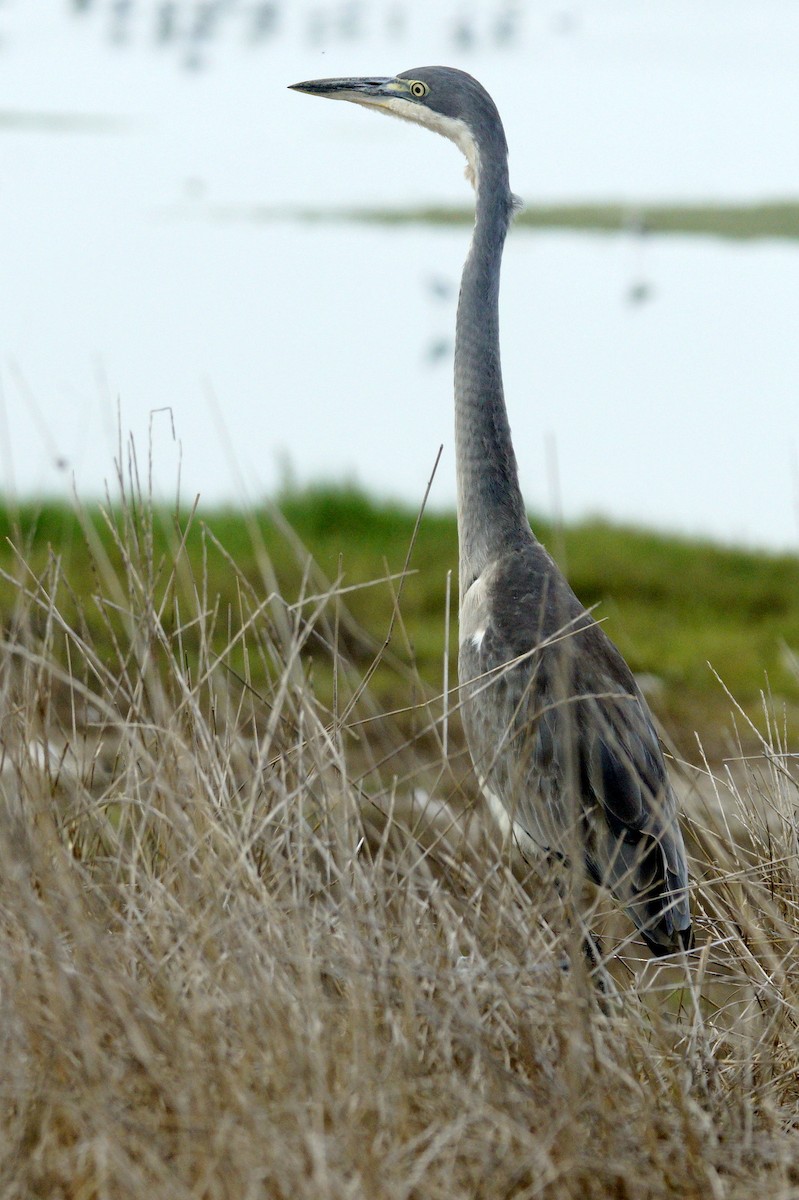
<box><xmin>459</xmin><ymin>540</ymin><xmax>692</xmax><ymax>955</ymax></box>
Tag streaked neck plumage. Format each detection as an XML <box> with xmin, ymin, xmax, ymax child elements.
<box><xmin>455</xmin><ymin>135</ymin><xmax>530</xmax><ymax>599</ymax></box>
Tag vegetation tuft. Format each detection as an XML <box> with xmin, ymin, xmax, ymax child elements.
<box><xmin>0</xmin><ymin>474</ymin><xmax>797</xmax><ymax>1197</ymax></box>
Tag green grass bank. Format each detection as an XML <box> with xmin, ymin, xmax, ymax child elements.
<box><xmin>2</xmin><ymin>484</ymin><xmax>797</xmax><ymax>761</ymax></box>
<box><xmin>231</xmin><ymin>199</ymin><xmax>799</xmax><ymax>240</ymax></box>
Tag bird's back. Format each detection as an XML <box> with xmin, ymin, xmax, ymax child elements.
<box><xmin>459</xmin><ymin>535</ymin><xmax>693</xmax><ymax>955</ymax></box>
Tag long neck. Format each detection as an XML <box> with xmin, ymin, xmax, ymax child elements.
<box><xmin>455</xmin><ymin>154</ymin><xmax>529</xmax><ymax>596</ymax></box>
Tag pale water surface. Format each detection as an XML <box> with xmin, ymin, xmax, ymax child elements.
<box><xmin>0</xmin><ymin>1</ymin><xmax>798</xmax><ymax>548</ymax></box>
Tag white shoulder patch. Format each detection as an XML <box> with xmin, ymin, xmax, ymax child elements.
<box><xmin>459</xmin><ymin>570</ymin><xmax>489</xmax><ymax>646</ymax></box>
<box><xmin>476</xmin><ymin>774</ymin><xmax>548</xmax><ymax>861</ymax></box>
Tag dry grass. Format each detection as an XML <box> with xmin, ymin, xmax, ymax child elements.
<box><xmin>1</xmin><ymin>464</ymin><xmax>799</xmax><ymax>1199</ymax></box>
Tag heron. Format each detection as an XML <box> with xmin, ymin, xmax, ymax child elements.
<box><xmin>290</xmin><ymin>67</ymin><xmax>693</xmax><ymax>958</ymax></box>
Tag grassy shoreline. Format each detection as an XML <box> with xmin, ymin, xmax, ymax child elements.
<box><xmin>213</xmin><ymin>199</ymin><xmax>799</xmax><ymax>240</ymax></box>
<box><xmin>2</xmin><ymin>484</ymin><xmax>797</xmax><ymax>759</ymax></box>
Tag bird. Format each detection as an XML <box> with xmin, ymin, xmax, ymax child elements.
<box><xmin>289</xmin><ymin>67</ymin><xmax>693</xmax><ymax>959</ymax></box>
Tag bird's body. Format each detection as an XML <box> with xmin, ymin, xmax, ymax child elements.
<box><xmin>291</xmin><ymin>66</ymin><xmax>693</xmax><ymax>957</ymax></box>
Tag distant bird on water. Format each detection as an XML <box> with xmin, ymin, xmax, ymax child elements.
<box><xmin>290</xmin><ymin>67</ymin><xmax>693</xmax><ymax>958</ymax></box>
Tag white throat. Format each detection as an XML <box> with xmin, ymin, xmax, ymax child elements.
<box><xmin>364</xmin><ymin>96</ymin><xmax>481</xmax><ymax>189</ymax></box>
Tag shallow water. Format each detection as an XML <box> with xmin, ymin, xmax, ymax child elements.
<box><xmin>0</xmin><ymin>1</ymin><xmax>798</xmax><ymax>548</ymax></box>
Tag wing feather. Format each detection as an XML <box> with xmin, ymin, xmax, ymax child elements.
<box><xmin>459</xmin><ymin>540</ymin><xmax>693</xmax><ymax>954</ymax></box>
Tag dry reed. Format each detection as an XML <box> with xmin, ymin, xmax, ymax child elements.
<box><xmin>0</xmin><ymin>458</ymin><xmax>798</xmax><ymax>1199</ymax></box>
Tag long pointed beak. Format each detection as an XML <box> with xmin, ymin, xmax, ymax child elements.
<box><xmin>288</xmin><ymin>76</ymin><xmax>396</xmax><ymax>105</ymax></box>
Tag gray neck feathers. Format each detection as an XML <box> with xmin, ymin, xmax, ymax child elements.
<box><xmin>454</xmin><ymin>150</ymin><xmax>529</xmax><ymax>595</ymax></box>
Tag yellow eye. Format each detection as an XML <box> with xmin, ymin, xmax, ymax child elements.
<box><xmin>409</xmin><ymin>80</ymin><xmax>428</xmax><ymax>99</ymax></box>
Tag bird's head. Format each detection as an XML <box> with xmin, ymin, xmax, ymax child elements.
<box><xmin>289</xmin><ymin>66</ymin><xmax>509</xmax><ymax>191</ymax></box>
